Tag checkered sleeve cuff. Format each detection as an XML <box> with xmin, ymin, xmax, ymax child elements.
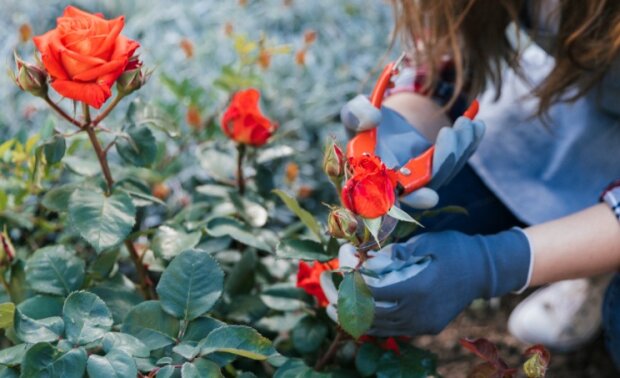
<box><xmin>601</xmin><ymin>180</ymin><xmax>620</xmax><ymax>222</ymax></box>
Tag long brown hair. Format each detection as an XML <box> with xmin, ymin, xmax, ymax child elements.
<box><xmin>389</xmin><ymin>0</ymin><xmax>620</xmax><ymax>117</ymax></box>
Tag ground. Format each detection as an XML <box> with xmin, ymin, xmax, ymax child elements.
<box><xmin>413</xmin><ymin>292</ymin><xmax>617</xmax><ymax>377</ymax></box>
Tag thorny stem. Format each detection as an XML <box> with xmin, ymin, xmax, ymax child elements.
<box><xmin>83</xmin><ymin>108</ymin><xmax>115</xmax><ymax>193</ymax></box>
<box><xmin>314</xmin><ymin>328</ymin><xmax>346</xmax><ymax>371</ymax></box>
<box><xmin>43</xmin><ymin>95</ymin><xmax>82</xmax><ymax>128</ymax></box>
<box><xmin>236</xmin><ymin>143</ymin><xmax>247</xmax><ymax>196</ymax></box>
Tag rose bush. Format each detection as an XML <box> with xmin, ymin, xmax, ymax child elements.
<box><xmin>0</xmin><ymin>2</ymin><xmax>552</xmax><ymax>377</ymax></box>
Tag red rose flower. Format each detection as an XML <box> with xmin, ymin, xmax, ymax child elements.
<box><xmin>221</xmin><ymin>88</ymin><xmax>276</xmax><ymax>147</ymax></box>
<box><xmin>341</xmin><ymin>155</ymin><xmax>397</xmax><ymax>218</ymax></box>
<box><xmin>33</xmin><ymin>6</ymin><xmax>140</xmax><ymax>109</ymax></box>
<box><xmin>296</xmin><ymin>259</ymin><xmax>339</xmax><ymax>307</ymax></box>
<box><xmin>359</xmin><ymin>336</ymin><xmax>411</xmax><ymax>356</ymax></box>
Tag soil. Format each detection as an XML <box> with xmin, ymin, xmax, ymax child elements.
<box><xmin>412</xmin><ymin>292</ymin><xmax>617</xmax><ymax>377</ymax></box>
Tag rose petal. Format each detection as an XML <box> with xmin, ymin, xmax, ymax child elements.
<box><xmin>60</xmin><ymin>48</ymin><xmax>107</xmax><ymax>77</ymax></box>
<box><xmin>51</xmin><ymin>79</ymin><xmax>111</xmax><ymax>109</ymax></box>
<box><xmin>33</xmin><ymin>31</ymin><xmax>69</xmax><ymax>80</ymax></box>
<box><xmin>73</xmin><ymin>59</ymin><xmax>126</xmax><ymax>82</ymax></box>
<box><xmin>93</xmin><ymin>16</ymin><xmax>125</xmax><ymax>58</ymax></box>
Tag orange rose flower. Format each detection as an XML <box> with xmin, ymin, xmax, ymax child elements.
<box><xmin>221</xmin><ymin>88</ymin><xmax>276</xmax><ymax>147</ymax></box>
<box><xmin>296</xmin><ymin>259</ymin><xmax>339</xmax><ymax>307</ymax></box>
<box><xmin>341</xmin><ymin>155</ymin><xmax>397</xmax><ymax>218</ymax></box>
<box><xmin>33</xmin><ymin>6</ymin><xmax>140</xmax><ymax>109</ymax></box>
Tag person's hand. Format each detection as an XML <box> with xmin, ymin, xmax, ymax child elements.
<box><xmin>340</xmin><ymin>95</ymin><xmax>486</xmax><ymax>209</ymax></box>
<box><xmin>321</xmin><ymin>229</ymin><xmax>531</xmax><ymax>336</ymax></box>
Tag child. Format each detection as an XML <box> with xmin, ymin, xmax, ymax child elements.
<box><xmin>325</xmin><ymin>0</ymin><xmax>620</xmax><ymax>368</ymax></box>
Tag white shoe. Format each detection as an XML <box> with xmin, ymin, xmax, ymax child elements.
<box><xmin>508</xmin><ymin>276</ymin><xmax>612</xmax><ymax>351</ymax></box>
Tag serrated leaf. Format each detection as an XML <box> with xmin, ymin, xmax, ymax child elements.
<box><xmin>272</xmin><ymin>190</ymin><xmax>323</xmax><ymax>242</ymax></box>
<box><xmin>63</xmin><ymin>291</ymin><xmax>113</xmax><ymax>345</ymax></box>
<box><xmin>68</xmin><ymin>188</ymin><xmax>136</xmax><ymax>253</ymax></box>
<box><xmin>0</xmin><ymin>344</ymin><xmax>30</xmax><ymax>367</ymax></box>
<box><xmin>14</xmin><ymin>309</ymin><xmax>64</xmax><ymax>343</ymax></box>
<box><xmin>116</xmin><ymin>125</ymin><xmax>157</xmax><ymax>167</ymax></box>
<box><xmin>199</xmin><ymin>325</ymin><xmax>276</xmax><ymax>360</ymax></box>
<box><xmin>362</xmin><ymin>217</ymin><xmax>382</xmax><ymax>247</ymax></box>
<box><xmin>86</xmin><ymin>349</ymin><xmax>137</xmax><ymax>378</ymax></box>
<box><xmin>25</xmin><ymin>245</ymin><xmax>85</xmax><ymax>296</ymax></box>
<box><xmin>157</xmin><ymin>249</ymin><xmax>223</xmax><ymax>322</ymax></box>
<box><xmin>121</xmin><ymin>301</ymin><xmax>179</xmax><ymax>350</ymax></box>
<box><xmin>275</xmin><ymin>238</ymin><xmax>332</xmax><ymax>262</ymax></box>
<box><xmin>152</xmin><ymin>226</ymin><xmax>201</xmax><ymax>260</ymax></box>
<box><xmin>0</xmin><ymin>303</ymin><xmax>15</xmax><ymax>329</ymax></box>
<box><xmin>337</xmin><ymin>271</ymin><xmax>374</xmax><ymax>339</ymax></box>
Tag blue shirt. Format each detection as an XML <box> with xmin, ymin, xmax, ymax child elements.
<box><xmin>469</xmin><ymin>43</ymin><xmax>620</xmax><ymax>224</ymax></box>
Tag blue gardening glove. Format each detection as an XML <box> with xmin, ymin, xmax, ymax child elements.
<box><xmin>340</xmin><ymin>95</ymin><xmax>485</xmax><ymax>209</ymax></box>
<box><xmin>321</xmin><ymin>229</ymin><xmax>531</xmax><ymax>336</ymax></box>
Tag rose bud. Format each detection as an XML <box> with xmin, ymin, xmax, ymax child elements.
<box><xmin>117</xmin><ymin>58</ymin><xmax>150</xmax><ymax>95</ymax></box>
<box><xmin>323</xmin><ymin>140</ymin><xmax>345</xmax><ymax>181</ymax></box>
<box><xmin>11</xmin><ymin>53</ymin><xmax>48</xmax><ymax>98</ymax></box>
<box><xmin>342</xmin><ymin>155</ymin><xmax>397</xmax><ymax>219</ymax></box>
<box><xmin>327</xmin><ymin>207</ymin><xmax>358</xmax><ymax>239</ymax></box>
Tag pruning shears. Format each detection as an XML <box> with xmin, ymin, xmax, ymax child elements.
<box><xmin>346</xmin><ymin>52</ymin><xmax>480</xmax><ymax>196</ymax></box>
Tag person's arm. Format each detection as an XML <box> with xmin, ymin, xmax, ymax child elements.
<box><xmin>526</xmin><ymin>203</ymin><xmax>620</xmax><ymax>286</ymax></box>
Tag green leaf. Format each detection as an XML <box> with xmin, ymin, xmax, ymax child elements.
<box><xmin>0</xmin><ymin>366</ymin><xmax>18</xmax><ymax>377</ymax></box>
<box><xmin>274</xmin><ymin>359</ymin><xmax>330</xmax><ymax>378</ymax></box>
<box><xmin>362</xmin><ymin>217</ymin><xmax>382</xmax><ymax>247</ymax></box>
<box><xmin>272</xmin><ymin>190</ymin><xmax>323</xmax><ymax>242</ymax></box>
<box><xmin>42</xmin><ymin>134</ymin><xmax>66</xmax><ymax>165</ymax></box>
<box><xmin>14</xmin><ymin>308</ymin><xmax>64</xmax><ymax>343</ymax></box>
<box><xmin>68</xmin><ymin>188</ymin><xmax>136</xmax><ymax>253</ymax></box>
<box><xmin>17</xmin><ymin>295</ymin><xmax>64</xmax><ymax>320</ymax></box>
<box><xmin>121</xmin><ymin>301</ymin><xmax>179</xmax><ymax>350</ymax></box>
<box><xmin>355</xmin><ymin>342</ymin><xmax>383</xmax><ymax>377</ymax></box>
<box><xmin>25</xmin><ymin>245</ymin><xmax>85</xmax><ymax>296</ymax></box>
<box><xmin>0</xmin><ymin>303</ymin><xmax>15</xmax><ymax>329</ymax></box>
<box><xmin>155</xmin><ymin>365</ymin><xmax>175</xmax><ymax>378</ymax></box>
<box><xmin>275</xmin><ymin>239</ymin><xmax>332</xmax><ymax>262</ymax></box>
<box><xmin>173</xmin><ymin>341</ymin><xmax>199</xmax><ymax>360</ymax></box>
<box><xmin>337</xmin><ymin>271</ymin><xmax>374</xmax><ymax>339</ymax></box>
<box><xmin>182</xmin><ymin>316</ymin><xmax>225</xmax><ymax>342</ymax></box>
<box><xmin>181</xmin><ymin>359</ymin><xmax>222</xmax><ymax>378</ymax></box>
<box><xmin>387</xmin><ymin>206</ymin><xmax>422</xmax><ymax>226</ymax></box>
<box><xmin>63</xmin><ymin>291</ymin><xmax>113</xmax><ymax>345</ymax></box>
<box><xmin>376</xmin><ymin>347</ymin><xmax>436</xmax><ymax>378</ymax></box>
<box><xmin>88</xmin><ymin>248</ymin><xmax>120</xmax><ymax>280</ymax></box>
<box><xmin>130</xmin><ymin>99</ymin><xmax>180</xmax><ymax>138</ymax></box>
<box><xmin>63</xmin><ymin>156</ymin><xmax>100</xmax><ymax>176</ymax></box>
<box><xmin>259</xmin><ymin>283</ymin><xmax>312</xmax><ymax>312</ymax></box>
<box><xmin>152</xmin><ymin>226</ymin><xmax>201</xmax><ymax>260</ymax></box>
<box><xmin>102</xmin><ymin>332</ymin><xmax>150</xmax><ymax>358</ymax></box>
<box><xmin>41</xmin><ymin>183</ymin><xmax>80</xmax><ymax>213</ymax></box>
<box><xmin>225</xmin><ymin>249</ymin><xmax>257</xmax><ymax>297</ymax></box>
<box><xmin>205</xmin><ymin>217</ymin><xmax>271</xmax><ymax>252</ymax></box>
<box><xmin>20</xmin><ymin>343</ymin><xmax>87</xmax><ymax>378</ymax></box>
<box><xmin>291</xmin><ymin>316</ymin><xmax>328</xmax><ymax>354</ymax></box>
<box><xmin>90</xmin><ymin>278</ymin><xmax>143</xmax><ymax>325</ymax></box>
<box><xmin>157</xmin><ymin>249</ymin><xmax>223</xmax><ymax>322</ymax></box>
<box><xmin>116</xmin><ymin>125</ymin><xmax>157</xmax><ymax>167</ymax></box>
<box><xmin>86</xmin><ymin>349</ymin><xmax>137</xmax><ymax>378</ymax></box>
<box><xmin>199</xmin><ymin>325</ymin><xmax>276</xmax><ymax>360</ymax></box>
<box><xmin>0</xmin><ymin>344</ymin><xmax>30</xmax><ymax>367</ymax></box>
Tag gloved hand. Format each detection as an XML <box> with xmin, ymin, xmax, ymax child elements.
<box><xmin>321</xmin><ymin>228</ymin><xmax>531</xmax><ymax>336</ymax></box>
<box><xmin>340</xmin><ymin>95</ymin><xmax>485</xmax><ymax>209</ymax></box>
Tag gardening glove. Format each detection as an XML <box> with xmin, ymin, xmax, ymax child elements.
<box><xmin>321</xmin><ymin>228</ymin><xmax>532</xmax><ymax>337</ymax></box>
<box><xmin>340</xmin><ymin>95</ymin><xmax>485</xmax><ymax>209</ymax></box>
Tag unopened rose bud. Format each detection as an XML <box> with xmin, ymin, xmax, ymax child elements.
<box><xmin>327</xmin><ymin>207</ymin><xmax>358</xmax><ymax>239</ymax></box>
<box><xmin>117</xmin><ymin>58</ymin><xmax>150</xmax><ymax>95</ymax></box>
<box><xmin>323</xmin><ymin>140</ymin><xmax>345</xmax><ymax>182</ymax></box>
<box><xmin>12</xmin><ymin>52</ymin><xmax>48</xmax><ymax>98</ymax></box>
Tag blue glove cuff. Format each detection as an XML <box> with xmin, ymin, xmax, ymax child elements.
<box><xmin>477</xmin><ymin>227</ymin><xmax>532</xmax><ymax>298</ymax></box>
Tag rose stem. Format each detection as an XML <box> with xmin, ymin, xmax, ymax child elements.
<box><xmin>236</xmin><ymin>143</ymin><xmax>247</xmax><ymax>196</ymax></box>
<box><xmin>43</xmin><ymin>94</ymin><xmax>82</xmax><ymax>128</ymax></box>
<box><xmin>92</xmin><ymin>93</ymin><xmax>124</xmax><ymax>126</ymax></box>
<box><xmin>314</xmin><ymin>328</ymin><xmax>347</xmax><ymax>371</ymax></box>
<box><xmin>82</xmin><ymin>103</ymin><xmax>156</xmax><ymax>300</ymax></box>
